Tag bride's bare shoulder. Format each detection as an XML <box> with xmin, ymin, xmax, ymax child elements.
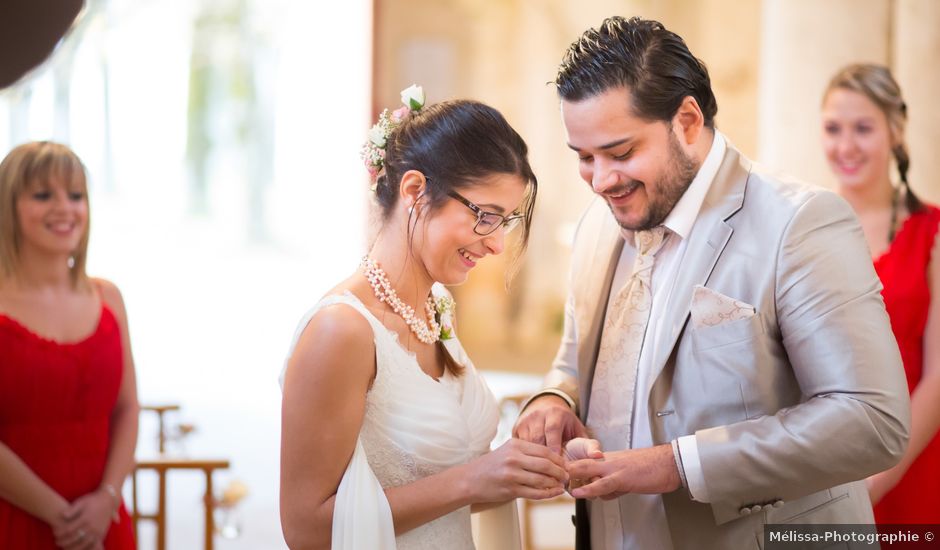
<box><xmin>285</xmin><ymin>272</ymin><xmax>380</xmax><ymax>388</ymax></box>
<box><xmin>284</xmin><ymin>301</ymin><xmax>375</xmax><ymax>394</ymax></box>
<box><xmin>324</xmin><ymin>271</ymin><xmax>373</xmax><ymax>300</ymax></box>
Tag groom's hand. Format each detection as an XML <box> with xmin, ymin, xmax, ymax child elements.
<box><xmin>563</xmin><ymin>437</ymin><xmax>603</xmax><ymax>462</ymax></box>
<box><xmin>513</xmin><ymin>394</ymin><xmax>587</xmax><ymax>455</ymax></box>
<box><xmin>566</xmin><ymin>444</ymin><xmax>681</xmax><ymax>500</ymax></box>
<box><xmin>563</xmin><ymin>437</ymin><xmax>603</xmax><ymax>493</ymax></box>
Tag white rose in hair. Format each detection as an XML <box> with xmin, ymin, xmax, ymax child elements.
<box><xmin>368</xmin><ymin>123</ymin><xmax>386</xmax><ymax>147</ymax></box>
<box><xmin>400</xmin><ymin>84</ymin><xmax>425</xmax><ymax>111</ymax></box>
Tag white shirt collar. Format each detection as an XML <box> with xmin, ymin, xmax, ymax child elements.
<box><xmin>660</xmin><ymin>130</ymin><xmax>726</xmax><ymax>241</ymax></box>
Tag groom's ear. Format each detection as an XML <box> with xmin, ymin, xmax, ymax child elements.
<box><xmin>672</xmin><ymin>95</ymin><xmax>705</xmax><ymax>146</ymax></box>
<box><xmin>399</xmin><ymin>170</ymin><xmax>429</xmax><ymax>210</ymax></box>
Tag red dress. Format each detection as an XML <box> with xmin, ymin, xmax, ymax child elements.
<box><xmin>0</xmin><ymin>304</ymin><xmax>136</xmax><ymax>548</ymax></box>
<box><xmin>873</xmin><ymin>204</ymin><xmax>940</xmax><ymax>523</ymax></box>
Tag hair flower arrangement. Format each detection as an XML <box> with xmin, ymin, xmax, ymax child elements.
<box><xmin>361</xmin><ymin>84</ymin><xmax>426</xmax><ymax>188</ymax></box>
<box><xmin>400</xmin><ymin>84</ymin><xmax>425</xmax><ymax>111</ymax></box>
<box><xmin>434</xmin><ymin>295</ymin><xmax>456</xmax><ymax>341</ymax></box>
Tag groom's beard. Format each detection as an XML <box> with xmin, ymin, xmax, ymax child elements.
<box><xmin>614</xmin><ymin>133</ymin><xmax>699</xmax><ymax>232</ymax></box>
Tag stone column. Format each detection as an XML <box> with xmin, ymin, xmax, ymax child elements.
<box><xmin>894</xmin><ymin>0</ymin><xmax>940</xmax><ymax>204</ymax></box>
<box><xmin>757</xmin><ymin>0</ymin><xmax>891</xmax><ymax>188</ymax></box>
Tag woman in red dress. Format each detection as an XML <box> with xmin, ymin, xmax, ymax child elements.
<box><xmin>822</xmin><ymin>64</ymin><xmax>940</xmax><ymax>522</ymax></box>
<box><xmin>0</xmin><ymin>142</ymin><xmax>139</xmax><ymax>548</ymax></box>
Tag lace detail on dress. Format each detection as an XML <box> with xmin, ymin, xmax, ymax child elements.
<box><xmin>359</xmin><ymin>426</ymin><xmax>474</xmax><ymax>550</ymax></box>
<box><xmin>359</xmin><ymin>424</ymin><xmax>418</xmax><ymax>488</ymax></box>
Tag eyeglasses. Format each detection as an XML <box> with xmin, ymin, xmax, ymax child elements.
<box><xmin>447</xmin><ymin>189</ymin><xmax>525</xmax><ymax>236</ymax></box>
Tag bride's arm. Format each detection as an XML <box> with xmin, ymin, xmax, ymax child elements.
<box><xmin>384</xmin><ymin>437</ymin><xmax>565</xmax><ymax>534</ymax></box>
<box><xmin>280</xmin><ymin>306</ymin><xmax>567</xmax><ymax>549</ymax></box>
<box><xmin>280</xmin><ymin>305</ymin><xmax>375</xmax><ymax>550</ymax></box>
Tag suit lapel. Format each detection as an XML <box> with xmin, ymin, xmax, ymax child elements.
<box><xmin>647</xmin><ymin>146</ymin><xmax>750</xmax><ymax>387</ymax></box>
<box><xmin>574</xmin><ymin>204</ymin><xmax>624</xmax><ymax>421</ymax></box>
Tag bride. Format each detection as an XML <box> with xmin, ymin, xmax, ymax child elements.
<box><xmin>279</xmin><ymin>86</ymin><xmax>567</xmax><ymax>550</ymax></box>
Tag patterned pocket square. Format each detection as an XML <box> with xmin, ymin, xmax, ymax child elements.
<box><xmin>690</xmin><ymin>285</ymin><xmax>756</xmax><ymax>329</ymax></box>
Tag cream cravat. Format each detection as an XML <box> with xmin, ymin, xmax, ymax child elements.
<box><xmin>586</xmin><ymin>226</ymin><xmax>668</xmax><ymax>451</ymax></box>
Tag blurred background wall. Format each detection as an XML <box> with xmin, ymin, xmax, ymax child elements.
<box><xmin>1</xmin><ymin>0</ymin><xmax>938</xmax><ymax>548</ymax></box>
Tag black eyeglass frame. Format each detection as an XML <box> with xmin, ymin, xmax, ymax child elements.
<box><xmin>445</xmin><ymin>189</ymin><xmax>525</xmax><ymax>236</ymax></box>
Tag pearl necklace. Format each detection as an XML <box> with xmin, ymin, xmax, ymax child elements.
<box><xmin>360</xmin><ymin>256</ymin><xmax>440</xmax><ymax>344</ymax></box>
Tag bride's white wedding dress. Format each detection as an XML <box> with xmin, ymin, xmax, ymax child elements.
<box><xmin>282</xmin><ymin>286</ymin><xmax>519</xmax><ymax>550</ymax></box>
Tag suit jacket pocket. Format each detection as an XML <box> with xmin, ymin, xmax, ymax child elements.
<box><xmin>691</xmin><ymin>311</ymin><xmax>764</xmax><ymax>352</ymax></box>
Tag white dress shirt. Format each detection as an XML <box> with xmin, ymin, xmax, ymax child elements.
<box><xmin>587</xmin><ymin>131</ymin><xmax>726</xmax><ymax>550</ymax></box>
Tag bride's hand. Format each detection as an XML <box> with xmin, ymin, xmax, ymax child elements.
<box><xmin>465</xmin><ymin>439</ymin><xmax>567</xmax><ymax>503</ymax></box>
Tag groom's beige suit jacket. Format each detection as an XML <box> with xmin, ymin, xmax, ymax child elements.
<box><xmin>544</xmin><ymin>143</ymin><xmax>911</xmax><ymax>549</ymax></box>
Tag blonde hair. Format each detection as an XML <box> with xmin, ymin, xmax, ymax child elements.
<box><xmin>824</xmin><ymin>63</ymin><xmax>922</xmax><ymax>213</ymax></box>
<box><xmin>0</xmin><ymin>141</ymin><xmax>90</xmax><ymax>286</ymax></box>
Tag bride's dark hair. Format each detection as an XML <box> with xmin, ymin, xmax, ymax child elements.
<box><xmin>373</xmin><ymin>100</ymin><xmax>538</xmax><ymax>264</ymax></box>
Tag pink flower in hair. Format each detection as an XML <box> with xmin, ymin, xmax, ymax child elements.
<box><xmin>361</xmin><ymin>85</ymin><xmax>427</xmax><ymax>191</ymax></box>
<box><xmin>391</xmin><ymin>106</ymin><xmax>411</xmax><ymax>123</ymax></box>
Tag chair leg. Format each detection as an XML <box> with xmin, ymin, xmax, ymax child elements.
<box><xmin>523</xmin><ymin>499</ymin><xmax>534</xmax><ymax>550</ymax></box>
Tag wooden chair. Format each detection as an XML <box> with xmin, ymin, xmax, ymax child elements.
<box><xmin>131</xmin><ymin>404</ymin><xmax>231</xmax><ymax>550</ymax></box>
<box><xmin>132</xmin><ymin>457</ymin><xmax>230</xmax><ymax>550</ymax></box>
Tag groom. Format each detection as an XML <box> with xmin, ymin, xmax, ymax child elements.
<box><xmin>514</xmin><ymin>16</ymin><xmax>910</xmax><ymax>550</ymax></box>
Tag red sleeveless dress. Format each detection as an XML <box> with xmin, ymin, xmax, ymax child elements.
<box><xmin>0</xmin><ymin>305</ymin><xmax>136</xmax><ymax>548</ymax></box>
<box><xmin>873</xmin><ymin>204</ymin><xmax>940</xmax><ymax>523</ymax></box>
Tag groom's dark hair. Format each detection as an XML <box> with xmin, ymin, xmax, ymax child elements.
<box><xmin>555</xmin><ymin>16</ymin><xmax>718</xmax><ymax>128</ymax></box>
